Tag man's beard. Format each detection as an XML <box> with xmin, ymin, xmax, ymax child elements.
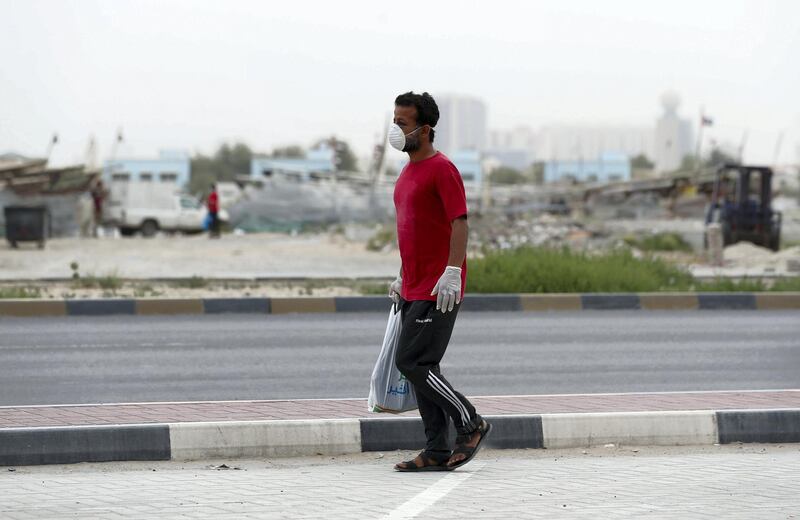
<box><xmin>402</xmin><ymin>137</ymin><xmax>420</xmax><ymax>153</ymax></box>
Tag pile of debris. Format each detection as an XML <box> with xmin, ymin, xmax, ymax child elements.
<box><xmin>468</xmin><ymin>212</ymin><xmax>609</xmax><ymax>252</ymax></box>
<box><xmin>723</xmin><ymin>242</ymin><xmax>800</xmax><ymax>274</ymax></box>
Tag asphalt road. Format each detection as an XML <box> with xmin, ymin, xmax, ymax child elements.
<box><xmin>1</xmin><ymin>311</ymin><xmax>798</xmax><ymax>406</ymax></box>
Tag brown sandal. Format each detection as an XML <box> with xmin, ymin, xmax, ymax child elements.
<box><xmin>394</xmin><ymin>451</ymin><xmax>452</xmax><ymax>472</ymax></box>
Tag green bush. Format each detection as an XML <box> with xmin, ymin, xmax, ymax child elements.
<box><xmin>623</xmin><ymin>232</ymin><xmax>693</xmax><ymax>253</ymax></box>
<box><xmin>468</xmin><ymin>246</ymin><xmax>694</xmax><ymax>293</ymax></box>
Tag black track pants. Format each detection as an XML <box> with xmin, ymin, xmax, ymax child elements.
<box><xmin>395</xmin><ymin>299</ymin><xmax>481</xmax><ymax>453</ymax></box>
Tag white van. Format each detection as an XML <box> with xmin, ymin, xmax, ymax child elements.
<box><xmin>107</xmin><ymin>182</ymin><xmax>214</xmax><ymax>237</ymax></box>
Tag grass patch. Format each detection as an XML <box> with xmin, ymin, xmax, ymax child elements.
<box><xmin>97</xmin><ymin>274</ymin><xmax>123</xmax><ymax>290</ymax></box>
<box><xmin>693</xmin><ymin>278</ymin><xmax>768</xmax><ymax>292</ymax></box>
<box><xmin>172</xmin><ymin>276</ymin><xmax>208</xmax><ymax>289</ymax></box>
<box><xmin>354</xmin><ymin>281</ymin><xmax>388</xmax><ymax>295</ymax></box>
<box><xmin>693</xmin><ymin>276</ymin><xmax>800</xmax><ymax>292</ymax></box>
<box><xmin>72</xmin><ymin>272</ymin><xmax>123</xmax><ymax>291</ymax></box>
<box><xmin>469</xmin><ymin>246</ymin><xmax>800</xmax><ymax>293</ymax></box>
<box><xmin>469</xmin><ymin>246</ymin><xmax>694</xmax><ymax>293</ymax></box>
<box><xmin>0</xmin><ymin>286</ymin><xmax>42</xmax><ymax>299</ymax></box>
<box><xmin>623</xmin><ymin>232</ymin><xmax>693</xmax><ymax>253</ymax></box>
<box><xmin>300</xmin><ymin>279</ymin><xmax>328</xmax><ymax>295</ymax></box>
<box><xmin>366</xmin><ymin>226</ymin><xmax>397</xmax><ymax>252</ymax></box>
<box><xmin>769</xmin><ymin>276</ymin><xmax>800</xmax><ymax>291</ymax></box>
<box><xmin>133</xmin><ymin>284</ymin><xmax>163</xmax><ymax>298</ymax></box>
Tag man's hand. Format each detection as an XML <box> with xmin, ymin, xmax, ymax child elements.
<box><xmin>431</xmin><ymin>266</ymin><xmax>462</xmax><ymax>313</ymax></box>
<box><xmin>389</xmin><ymin>276</ymin><xmax>402</xmax><ymax>304</ymax></box>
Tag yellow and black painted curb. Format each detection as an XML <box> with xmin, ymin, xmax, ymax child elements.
<box><xmin>0</xmin><ymin>292</ymin><xmax>799</xmax><ymax>317</ymax></box>
<box><xmin>2</xmin><ymin>408</ymin><xmax>799</xmax><ymax>466</ymax></box>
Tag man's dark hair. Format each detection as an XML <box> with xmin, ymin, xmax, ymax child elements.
<box><xmin>395</xmin><ymin>91</ymin><xmax>439</xmax><ymax>143</ymax></box>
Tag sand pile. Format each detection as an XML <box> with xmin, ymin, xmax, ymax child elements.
<box><xmin>723</xmin><ymin>242</ymin><xmax>800</xmax><ymax>273</ymax></box>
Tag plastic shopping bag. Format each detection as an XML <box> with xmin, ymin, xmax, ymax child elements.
<box><xmin>367</xmin><ymin>303</ymin><xmax>417</xmax><ymax>413</ymax></box>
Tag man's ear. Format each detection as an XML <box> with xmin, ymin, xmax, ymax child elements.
<box><xmin>420</xmin><ymin>125</ymin><xmax>432</xmax><ymax>142</ymax></box>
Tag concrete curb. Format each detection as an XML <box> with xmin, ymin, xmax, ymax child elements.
<box><xmin>1</xmin><ymin>292</ymin><xmax>799</xmax><ymax>317</ymax></box>
<box><xmin>2</xmin><ymin>408</ymin><xmax>798</xmax><ymax>466</ymax></box>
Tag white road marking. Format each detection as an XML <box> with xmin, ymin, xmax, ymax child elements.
<box><xmin>380</xmin><ymin>463</ymin><xmax>485</xmax><ymax>519</ymax></box>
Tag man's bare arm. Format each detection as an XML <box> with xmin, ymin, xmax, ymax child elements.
<box><xmin>447</xmin><ymin>216</ymin><xmax>468</xmax><ymax>267</ymax></box>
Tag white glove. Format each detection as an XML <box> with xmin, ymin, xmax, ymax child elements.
<box><xmin>388</xmin><ymin>276</ymin><xmax>402</xmax><ymax>304</ymax></box>
<box><xmin>431</xmin><ymin>266</ymin><xmax>462</xmax><ymax>313</ymax></box>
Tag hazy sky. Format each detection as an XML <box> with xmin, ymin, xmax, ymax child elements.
<box><xmin>2</xmin><ymin>0</ymin><xmax>798</xmax><ymax>166</ymax></box>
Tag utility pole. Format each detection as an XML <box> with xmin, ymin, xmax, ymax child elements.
<box><xmin>737</xmin><ymin>130</ymin><xmax>749</xmax><ymax>164</ymax></box>
<box><xmin>771</xmin><ymin>131</ymin><xmax>784</xmax><ymax>167</ymax></box>
<box><xmin>85</xmin><ymin>135</ymin><xmax>98</xmax><ymax>172</ymax></box>
<box><xmin>45</xmin><ymin>133</ymin><xmax>58</xmax><ymax>164</ymax></box>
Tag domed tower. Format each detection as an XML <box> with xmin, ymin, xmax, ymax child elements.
<box><xmin>654</xmin><ymin>91</ymin><xmax>693</xmax><ymax>173</ymax></box>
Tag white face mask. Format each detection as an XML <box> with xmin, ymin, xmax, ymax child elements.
<box><xmin>388</xmin><ymin>123</ymin><xmax>422</xmax><ymax>152</ymax></box>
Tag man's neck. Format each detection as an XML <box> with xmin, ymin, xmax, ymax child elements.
<box><xmin>407</xmin><ymin>144</ymin><xmax>437</xmax><ymax>163</ymax></box>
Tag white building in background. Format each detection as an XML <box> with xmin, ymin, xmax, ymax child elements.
<box><xmin>435</xmin><ymin>94</ymin><xmax>488</xmax><ymax>156</ymax></box>
<box><xmin>654</xmin><ymin>91</ymin><xmax>693</xmax><ymax>173</ymax></box>
<box><xmin>535</xmin><ymin>125</ymin><xmax>653</xmax><ymax>162</ymax></box>
<box><xmin>250</xmin><ymin>146</ymin><xmax>335</xmax><ymax>181</ymax></box>
<box><xmin>103</xmin><ymin>150</ymin><xmax>191</xmax><ymax>187</ymax></box>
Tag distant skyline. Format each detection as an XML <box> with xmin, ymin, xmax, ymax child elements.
<box><xmin>1</xmin><ymin>0</ymin><xmax>798</xmax><ymax>167</ymax></box>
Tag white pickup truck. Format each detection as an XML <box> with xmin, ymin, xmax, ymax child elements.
<box><xmin>107</xmin><ymin>183</ymin><xmax>216</xmax><ymax>237</ymax></box>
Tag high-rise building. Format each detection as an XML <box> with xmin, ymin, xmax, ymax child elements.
<box><xmin>654</xmin><ymin>91</ymin><xmax>693</xmax><ymax>173</ymax></box>
<box><xmin>544</xmin><ymin>152</ymin><xmax>631</xmax><ymax>183</ymax></box>
<box><xmin>434</xmin><ymin>94</ymin><xmax>488</xmax><ymax>156</ymax></box>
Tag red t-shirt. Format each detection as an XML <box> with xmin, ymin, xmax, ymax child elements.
<box><xmin>207</xmin><ymin>192</ymin><xmax>219</xmax><ymax>213</ymax></box>
<box><xmin>394</xmin><ymin>152</ymin><xmax>468</xmax><ymax>302</ymax></box>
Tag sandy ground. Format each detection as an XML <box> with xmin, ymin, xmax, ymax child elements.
<box><xmin>0</xmin><ymin>232</ymin><xmax>400</xmax><ymax>281</ymax></box>
<box><xmin>2</xmin><ymin>222</ymin><xmax>798</xmax><ymax>299</ymax></box>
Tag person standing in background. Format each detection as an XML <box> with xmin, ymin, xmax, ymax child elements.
<box><xmin>90</xmin><ymin>178</ymin><xmax>106</xmax><ymax>237</ymax></box>
<box><xmin>206</xmin><ymin>183</ymin><xmax>220</xmax><ymax>238</ymax></box>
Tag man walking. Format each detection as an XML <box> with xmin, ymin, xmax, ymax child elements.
<box><xmin>388</xmin><ymin>91</ymin><xmax>491</xmax><ymax>472</ymax></box>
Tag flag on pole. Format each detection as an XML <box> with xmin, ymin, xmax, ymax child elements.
<box><xmin>701</xmin><ymin>115</ymin><xmax>714</xmax><ymax>126</ymax></box>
